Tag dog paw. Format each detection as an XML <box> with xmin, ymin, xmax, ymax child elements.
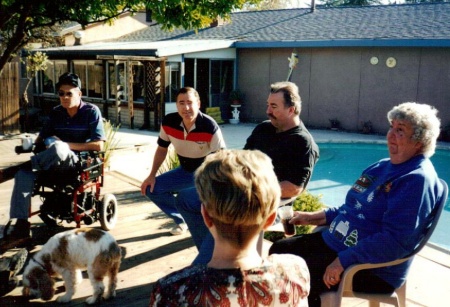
<box><xmin>56</xmin><ymin>294</ymin><xmax>72</xmax><ymax>303</ymax></box>
<box><xmin>86</xmin><ymin>295</ymin><xmax>101</xmax><ymax>305</ymax></box>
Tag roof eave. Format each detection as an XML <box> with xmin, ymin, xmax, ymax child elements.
<box><xmin>235</xmin><ymin>39</ymin><xmax>450</xmax><ymax>48</ymax></box>
<box><xmin>39</xmin><ymin>49</ymin><xmax>157</xmax><ymax>60</ymax></box>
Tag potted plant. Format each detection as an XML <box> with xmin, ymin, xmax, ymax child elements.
<box><xmin>329</xmin><ymin>118</ymin><xmax>340</xmax><ymax>131</ymax></box>
<box><xmin>360</xmin><ymin>120</ymin><xmax>373</xmax><ymax>134</ymax></box>
<box><xmin>229</xmin><ymin>90</ymin><xmax>244</xmax><ymax>105</ymax></box>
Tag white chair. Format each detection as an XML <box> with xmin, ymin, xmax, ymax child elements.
<box><xmin>320</xmin><ymin>178</ymin><xmax>448</xmax><ymax>307</ymax></box>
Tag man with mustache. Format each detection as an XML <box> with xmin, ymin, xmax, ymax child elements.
<box><xmin>244</xmin><ymin>81</ymin><xmax>319</xmax><ymax>199</ymax></box>
<box><xmin>178</xmin><ymin>81</ymin><xmax>319</xmax><ymax>264</ymax></box>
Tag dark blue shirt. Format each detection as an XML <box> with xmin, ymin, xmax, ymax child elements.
<box><xmin>39</xmin><ymin>101</ymin><xmax>105</xmax><ymax>144</ymax></box>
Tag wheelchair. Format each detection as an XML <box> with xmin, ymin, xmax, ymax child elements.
<box><xmin>16</xmin><ymin>144</ymin><xmax>118</xmax><ymax>231</ymax></box>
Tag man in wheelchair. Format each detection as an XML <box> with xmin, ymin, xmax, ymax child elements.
<box><xmin>2</xmin><ymin>72</ymin><xmax>106</xmax><ymax>250</ymax></box>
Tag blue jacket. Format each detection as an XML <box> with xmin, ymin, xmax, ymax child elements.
<box><xmin>322</xmin><ymin>155</ymin><xmax>443</xmax><ymax>288</ymax></box>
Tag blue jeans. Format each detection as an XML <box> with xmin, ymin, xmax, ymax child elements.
<box><xmin>145</xmin><ymin>166</ymin><xmax>194</xmax><ymax>225</ymax></box>
<box><xmin>10</xmin><ymin>141</ymin><xmax>78</xmax><ymax>219</ymax></box>
<box><xmin>176</xmin><ymin>187</ymin><xmax>214</xmax><ymax>264</ymax></box>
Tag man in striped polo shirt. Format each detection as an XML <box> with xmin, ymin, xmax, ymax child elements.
<box><xmin>140</xmin><ymin>87</ymin><xmax>225</xmax><ymax>235</ymax></box>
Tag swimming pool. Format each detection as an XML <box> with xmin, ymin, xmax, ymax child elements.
<box><xmin>307</xmin><ymin>142</ymin><xmax>450</xmax><ymax>251</ymax></box>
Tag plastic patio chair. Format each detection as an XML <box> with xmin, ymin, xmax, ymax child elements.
<box><xmin>320</xmin><ymin>178</ymin><xmax>448</xmax><ymax>307</ymax></box>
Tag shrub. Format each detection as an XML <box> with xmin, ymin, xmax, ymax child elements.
<box><xmin>264</xmin><ymin>190</ymin><xmax>325</xmax><ymax>242</ymax></box>
<box><xmin>102</xmin><ymin>119</ymin><xmax>120</xmax><ymax>169</ymax></box>
<box><xmin>291</xmin><ymin>191</ymin><xmax>325</xmax><ymax>235</ymax></box>
<box><xmin>157</xmin><ymin>145</ymin><xmax>180</xmax><ymax>175</ymax></box>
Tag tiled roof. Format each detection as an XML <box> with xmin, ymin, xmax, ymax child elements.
<box><xmin>116</xmin><ymin>3</ymin><xmax>450</xmax><ymax>47</ymax></box>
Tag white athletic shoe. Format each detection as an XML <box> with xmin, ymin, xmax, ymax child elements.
<box><xmin>170</xmin><ymin>223</ymin><xmax>188</xmax><ymax>235</ymax></box>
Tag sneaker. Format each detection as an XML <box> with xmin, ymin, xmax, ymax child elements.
<box><xmin>0</xmin><ymin>248</ymin><xmax>28</xmax><ymax>276</ymax></box>
<box><xmin>0</xmin><ymin>248</ymin><xmax>28</xmax><ymax>295</ymax></box>
<box><xmin>170</xmin><ymin>223</ymin><xmax>188</xmax><ymax>235</ymax></box>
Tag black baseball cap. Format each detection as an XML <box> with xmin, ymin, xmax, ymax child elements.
<box><xmin>56</xmin><ymin>72</ymin><xmax>81</xmax><ymax>90</ymax></box>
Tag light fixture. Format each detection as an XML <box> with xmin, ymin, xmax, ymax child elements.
<box><xmin>73</xmin><ymin>31</ymin><xmax>84</xmax><ymax>39</ymax></box>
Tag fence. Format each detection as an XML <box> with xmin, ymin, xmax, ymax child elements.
<box><xmin>0</xmin><ymin>62</ymin><xmax>20</xmax><ymax>134</ymax></box>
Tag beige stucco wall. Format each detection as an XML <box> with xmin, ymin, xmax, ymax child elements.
<box><xmin>238</xmin><ymin>47</ymin><xmax>450</xmax><ymax>135</ymax></box>
<box><xmin>64</xmin><ymin>12</ymin><xmax>149</xmax><ymax>46</ymax></box>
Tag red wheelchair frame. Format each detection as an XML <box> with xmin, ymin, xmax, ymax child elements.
<box><xmin>29</xmin><ymin>151</ymin><xmax>118</xmax><ymax>231</ymax></box>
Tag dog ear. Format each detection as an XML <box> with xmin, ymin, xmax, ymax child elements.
<box><xmin>35</xmin><ymin>269</ymin><xmax>55</xmax><ymax>301</ymax></box>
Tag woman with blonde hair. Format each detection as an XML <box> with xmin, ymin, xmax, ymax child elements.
<box><xmin>149</xmin><ymin>149</ymin><xmax>310</xmax><ymax>306</ymax></box>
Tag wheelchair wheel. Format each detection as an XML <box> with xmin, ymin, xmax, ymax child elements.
<box><xmin>99</xmin><ymin>193</ymin><xmax>118</xmax><ymax>231</ymax></box>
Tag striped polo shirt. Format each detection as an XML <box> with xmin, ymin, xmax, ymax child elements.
<box><xmin>158</xmin><ymin>112</ymin><xmax>226</xmax><ymax>172</ymax></box>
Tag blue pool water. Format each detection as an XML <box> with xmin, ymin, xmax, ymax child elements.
<box><xmin>308</xmin><ymin>142</ymin><xmax>450</xmax><ymax>251</ymax></box>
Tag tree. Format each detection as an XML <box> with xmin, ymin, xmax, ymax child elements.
<box><xmin>0</xmin><ymin>0</ymin><xmax>260</xmax><ymax>75</ymax></box>
<box><xmin>21</xmin><ymin>51</ymin><xmax>48</xmax><ymax>131</ymax></box>
<box><xmin>244</xmin><ymin>0</ymin><xmax>288</xmax><ymax>10</ymax></box>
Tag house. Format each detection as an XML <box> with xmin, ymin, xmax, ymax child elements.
<box><xmin>32</xmin><ymin>3</ymin><xmax>450</xmax><ymax>134</ymax></box>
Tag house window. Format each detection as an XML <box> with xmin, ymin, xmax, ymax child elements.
<box><xmin>106</xmin><ymin>61</ymin><xmax>145</xmax><ymax>103</ymax></box>
<box><xmin>41</xmin><ymin>60</ymin><xmax>67</xmax><ymax>94</ymax></box>
<box><xmin>165</xmin><ymin>62</ymin><xmax>181</xmax><ymax>102</ymax></box>
<box><xmin>73</xmin><ymin>60</ymin><xmax>103</xmax><ymax>98</ymax></box>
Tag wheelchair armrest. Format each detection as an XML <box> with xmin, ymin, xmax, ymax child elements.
<box><xmin>77</xmin><ymin>151</ymin><xmax>104</xmax><ymax>181</ymax></box>
<box><xmin>77</xmin><ymin>151</ymin><xmax>104</xmax><ymax>159</ymax></box>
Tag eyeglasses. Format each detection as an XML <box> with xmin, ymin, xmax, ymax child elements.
<box><xmin>58</xmin><ymin>90</ymin><xmax>77</xmax><ymax>97</ymax></box>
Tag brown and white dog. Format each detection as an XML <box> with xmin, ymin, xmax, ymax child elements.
<box><xmin>22</xmin><ymin>228</ymin><xmax>121</xmax><ymax>304</ymax></box>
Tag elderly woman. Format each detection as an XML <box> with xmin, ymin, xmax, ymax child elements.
<box><xmin>269</xmin><ymin>102</ymin><xmax>445</xmax><ymax>307</ymax></box>
<box><xmin>149</xmin><ymin>149</ymin><xmax>310</xmax><ymax>306</ymax></box>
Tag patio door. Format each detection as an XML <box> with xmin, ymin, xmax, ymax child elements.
<box><xmin>185</xmin><ymin>59</ymin><xmax>209</xmax><ymax>111</ymax></box>
<box><xmin>184</xmin><ymin>59</ymin><xmax>234</xmax><ymax>111</ymax></box>
<box><xmin>210</xmin><ymin>60</ymin><xmax>234</xmax><ymax>108</ymax></box>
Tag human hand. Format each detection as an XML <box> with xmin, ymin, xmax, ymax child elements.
<box><xmin>290</xmin><ymin>211</ymin><xmax>312</xmax><ymax>225</ymax></box>
<box><xmin>323</xmin><ymin>257</ymin><xmax>344</xmax><ymax>289</ymax></box>
<box><xmin>140</xmin><ymin>176</ymin><xmax>156</xmax><ymax>195</ymax></box>
<box><xmin>44</xmin><ymin>136</ymin><xmax>61</xmax><ymax>148</ymax></box>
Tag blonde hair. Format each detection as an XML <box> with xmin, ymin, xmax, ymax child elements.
<box><xmin>195</xmin><ymin>149</ymin><xmax>280</xmax><ymax>248</ymax></box>
<box><xmin>387</xmin><ymin>102</ymin><xmax>441</xmax><ymax>158</ymax></box>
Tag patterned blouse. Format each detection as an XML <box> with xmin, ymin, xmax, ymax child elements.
<box><xmin>149</xmin><ymin>254</ymin><xmax>310</xmax><ymax>307</ymax></box>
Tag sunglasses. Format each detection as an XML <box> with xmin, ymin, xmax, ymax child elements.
<box><xmin>58</xmin><ymin>90</ymin><xmax>78</xmax><ymax>97</ymax></box>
